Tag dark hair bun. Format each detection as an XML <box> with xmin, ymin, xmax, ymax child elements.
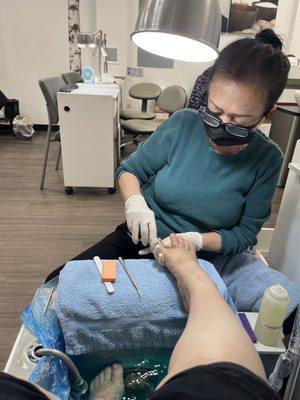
<box><xmin>255</xmin><ymin>29</ymin><xmax>283</xmax><ymax>50</ymax></box>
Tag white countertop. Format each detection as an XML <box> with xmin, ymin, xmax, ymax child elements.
<box><xmin>245</xmin><ymin>312</ymin><xmax>286</xmax><ymax>354</ymax></box>
<box><xmin>71</xmin><ymin>83</ymin><xmax>120</xmax><ymax>98</ymax></box>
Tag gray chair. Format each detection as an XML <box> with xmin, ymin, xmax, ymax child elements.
<box><xmin>120</xmin><ymin>83</ymin><xmax>161</xmax><ymax>121</ymax></box>
<box><xmin>121</xmin><ymin>85</ymin><xmax>187</xmax><ymax>142</ymax></box>
<box><xmin>61</xmin><ymin>71</ymin><xmax>83</xmax><ymax>85</ymax></box>
<box><xmin>39</xmin><ymin>76</ymin><xmax>66</xmax><ymax>189</ymax></box>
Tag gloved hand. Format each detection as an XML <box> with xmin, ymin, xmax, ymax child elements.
<box><xmin>149</xmin><ymin>237</ymin><xmax>165</xmax><ymax>265</ymax></box>
<box><xmin>162</xmin><ymin>232</ymin><xmax>203</xmax><ymax>251</ymax></box>
<box><xmin>125</xmin><ymin>194</ymin><xmax>157</xmax><ymax>246</ymax></box>
<box><xmin>139</xmin><ymin>232</ymin><xmax>203</xmax><ymax>262</ymax></box>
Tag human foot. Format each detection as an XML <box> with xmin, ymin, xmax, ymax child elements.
<box><xmin>152</xmin><ymin>234</ymin><xmax>198</xmax><ymax>271</ymax></box>
<box><xmin>89</xmin><ymin>363</ymin><xmax>124</xmax><ymax>400</ymax></box>
<box><xmin>153</xmin><ymin>234</ymin><xmax>201</xmax><ymax>311</ymax></box>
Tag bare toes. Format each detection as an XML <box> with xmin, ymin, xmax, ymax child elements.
<box><xmin>177</xmin><ymin>235</ymin><xmax>185</xmax><ymax>247</ymax></box>
<box><xmin>170</xmin><ymin>234</ymin><xmax>179</xmax><ymax>247</ymax></box>
<box><xmin>112</xmin><ymin>363</ymin><xmax>123</xmax><ymax>381</ymax></box>
<box><xmin>103</xmin><ymin>365</ymin><xmax>113</xmax><ymax>381</ymax></box>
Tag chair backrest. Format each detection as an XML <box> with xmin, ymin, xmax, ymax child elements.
<box><xmin>61</xmin><ymin>71</ymin><xmax>83</xmax><ymax>85</ymax></box>
<box><xmin>129</xmin><ymin>83</ymin><xmax>161</xmax><ymax>100</ymax></box>
<box><xmin>157</xmin><ymin>85</ymin><xmax>187</xmax><ymax>114</ymax></box>
<box><xmin>38</xmin><ymin>76</ymin><xmax>66</xmax><ymax>124</ymax></box>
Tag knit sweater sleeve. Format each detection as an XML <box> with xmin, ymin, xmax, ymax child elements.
<box><xmin>116</xmin><ymin>110</ymin><xmax>184</xmax><ymax>185</ymax></box>
<box><xmin>218</xmin><ymin>153</ymin><xmax>283</xmax><ymax>256</ymax></box>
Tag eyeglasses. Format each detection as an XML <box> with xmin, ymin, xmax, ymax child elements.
<box><xmin>200</xmin><ymin>109</ymin><xmax>261</xmax><ymax>138</ymax></box>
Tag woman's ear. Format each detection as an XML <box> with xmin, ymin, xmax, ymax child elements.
<box><xmin>263</xmin><ymin>104</ymin><xmax>277</xmax><ymax>119</ymax></box>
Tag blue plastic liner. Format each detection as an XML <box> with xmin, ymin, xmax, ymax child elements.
<box><xmin>21</xmin><ymin>277</ymin><xmax>71</xmax><ymax>400</ymax></box>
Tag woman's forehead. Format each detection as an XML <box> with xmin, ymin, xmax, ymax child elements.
<box><xmin>208</xmin><ymin>75</ymin><xmax>265</xmax><ymax>117</ymax></box>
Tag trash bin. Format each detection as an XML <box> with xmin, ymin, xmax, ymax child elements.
<box><xmin>269</xmin><ymin>105</ymin><xmax>300</xmax><ymax>187</ymax></box>
<box><xmin>4</xmin><ymin>99</ymin><xmax>19</xmax><ymax>120</ymax></box>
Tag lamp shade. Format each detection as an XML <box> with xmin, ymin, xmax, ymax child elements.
<box><xmin>77</xmin><ymin>32</ymin><xmax>97</xmax><ymax>48</ymax></box>
<box><xmin>131</xmin><ymin>0</ymin><xmax>221</xmax><ymax>62</ymax></box>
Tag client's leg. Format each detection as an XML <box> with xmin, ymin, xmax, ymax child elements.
<box><xmin>87</xmin><ymin>236</ymin><xmax>267</xmax><ymax>400</ymax></box>
<box><xmin>153</xmin><ymin>234</ymin><xmax>266</xmax><ymax>389</ymax></box>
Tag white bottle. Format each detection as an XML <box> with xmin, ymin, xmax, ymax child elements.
<box><xmin>254</xmin><ymin>284</ymin><xmax>290</xmax><ymax>346</ymax></box>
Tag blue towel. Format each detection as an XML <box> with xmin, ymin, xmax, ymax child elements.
<box><xmin>55</xmin><ymin>259</ymin><xmax>236</xmax><ymax>356</ymax></box>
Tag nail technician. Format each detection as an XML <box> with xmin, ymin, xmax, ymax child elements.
<box><xmin>48</xmin><ymin>30</ymin><xmax>300</xmax><ymax>329</ymax></box>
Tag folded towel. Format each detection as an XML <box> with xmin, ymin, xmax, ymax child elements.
<box><xmin>55</xmin><ymin>259</ymin><xmax>236</xmax><ymax>356</ymax></box>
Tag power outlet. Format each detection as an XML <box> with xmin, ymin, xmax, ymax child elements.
<box><xmin>127</xmin><ymin>67</ymin><xmax>144</xmax><ymax>77</ymax></box>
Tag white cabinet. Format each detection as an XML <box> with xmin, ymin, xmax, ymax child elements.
<box><xmin>268</xmin><ymin>140</ymin><xmax>300</xmax><ymax>284</ymax></box>
<box><xmin>57</xmin><ymin>84</ymin><xmax>120</xmax><ymax>192</ymax></box>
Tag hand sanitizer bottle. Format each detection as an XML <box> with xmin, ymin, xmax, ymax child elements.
<box><xmin>254</xmin><ymin>284</ymin><xmax>290</xmax><ymax>346</ymax></box>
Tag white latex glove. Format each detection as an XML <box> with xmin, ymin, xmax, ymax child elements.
<box><xmin>125</xmin><ymin>194</ymin><xmax>157</xmax><ymax>246</ymax></box>
<box><xmin>162</xmin><ymin>232</ymin><xmax>203</xmax><ymax>251</ymax></box>
<box><xmin>139</xmin><ymin>232</ymin><xmax>203</xmax><ymax>260</ymax></box>
<box><xmin>149</xmin><ymin>237</ymin><xmax>166</xmax><ymax>266</ymax></box>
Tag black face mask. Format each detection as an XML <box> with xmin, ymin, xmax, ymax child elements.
<box><xmin>204</xmin><ymin>124</ymin><xmax>255</xmax><ymax>147</ymax></box>
<box><xmin>200</xmin><ymin>109</ymin><xmax>263</xmax><ymax>147</ymax></box>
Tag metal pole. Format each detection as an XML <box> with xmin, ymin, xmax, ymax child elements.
<box><xmin>97</xmin><ymin>32</ymin><xmax>103</xmax><ymax>82</ymax></box>
<box><xmin>284</xmin><ymin>358</ymin><xmax>300</xmax><ymax>400</ymax></box>
<box><xmin>283</xmin><ymin>306</ymin><xmax>300</xmax><ymax>400</ymax></box>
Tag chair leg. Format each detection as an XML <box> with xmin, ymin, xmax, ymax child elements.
<box><xmin>40</xmin><ymin>123</ymin><xmax>53</xmax><ymax>190</ymax></box>
<box><xmin>55</xmin><ymin>143</ymin><xmax>61</xmax><ymax>170</ymax></box>
<box><xmin>141</xmin><ymin>99</ymin><xmax>148</xmax><ymax>112</ymax></box>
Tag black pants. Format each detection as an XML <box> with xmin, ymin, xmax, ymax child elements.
<box><xmin>0</xmin><ymin>363</ymin><xmax>280</xmax><ymax>400</ymax></box>
<box><xmin>151</xmin><ymin>362</ymin><xmax>280</xmax><ymax>400</ymax></box>
<box><xmin>46</xmin><ymin>223</ymin><xmax>153</xmax><ymax>282</ymax></box>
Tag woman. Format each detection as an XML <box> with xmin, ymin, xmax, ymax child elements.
<box><xmin>47</xmin><ymin>30</ymin><xmax>300</xmax><ymax>328</ymax></box>
<box><xmin>1</xmin><ymin>236</ymin><xmax>280</xmax><ymax>400</ymax></box>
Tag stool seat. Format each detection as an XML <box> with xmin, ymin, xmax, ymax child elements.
<box><xmin>129</xmin><ymin>83</ymin><xmax>161</xmax><ymax>100</ymax></box>
<box><xmin>120</xmin><ymin>110</ymin><xmax>156</xmax><ymax>120</ymax></box>
<box><xmin>121</xmin><ymin>119</ymin><xmax>160</xmax><ymax>134</ymax></box>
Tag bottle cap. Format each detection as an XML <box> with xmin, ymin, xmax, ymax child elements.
<box><xmin>270</xmin><ymin>284</ymin><xmax>290</xmax><ymax>301</ymax></box>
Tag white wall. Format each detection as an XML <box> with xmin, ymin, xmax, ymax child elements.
<box><xmin>80</xmin><ymin>0</ymin><xmax>98</xmax><ymax>73</ymax></box>
<box><xmin>287</xmin><ymin>1</ymin><xmax>300</xmax><ymax>57</ymax></box>
<box><xmin>0</xmin><ymin>0</ymin><xmax>299</xmax><ymax>123</ymax></box>
<box><xmin>79</xmin><ymin>0</ymin><xmax>128</xmax><ymax>77</ymax></box>
<box><xmin>96</xmin><ymin>0</ymin><xmax>127</xmax><ymax>77</ymax></box>
<box><xmin>275</xmin><ymin>0</ymin><xmax>299</xmax><ymax>54</ymax></box>
<box><xmin>0</xmin><ymin>0</ymin><xmax>69</xmax><ymax>124</ymax></box>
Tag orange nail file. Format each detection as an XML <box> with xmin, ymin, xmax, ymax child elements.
<box><xmin>102</xmin><ymin>260</ymin><xmax>117</xmax><ymax>283</ymax></box>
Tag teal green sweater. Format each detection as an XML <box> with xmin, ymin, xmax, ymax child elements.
<box><xmin>117</xmin><ymin>109</ymin><xmax>283</xmax><ymax>256</ymax></box>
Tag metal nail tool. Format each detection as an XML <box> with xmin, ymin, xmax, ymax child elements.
<box><xmin>127</xmin><ymin>231</ymin><xmax>142</xmax><ymax>242</ymax></box>
<box><xmin>94</xmin><ymin>256</ymin><xmax>114</xmax><ymax>294</ymax></box>
<box><xmin>118</xmin><ymin>257</ymin><xmax>142</xmax><ymax>300</ymax></box>
<box><xmin>43</xmin><ymin>287</ymin><xmax>55</xmax><ymax>315</ymax></box>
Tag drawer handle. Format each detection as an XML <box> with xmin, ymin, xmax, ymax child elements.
<box><xmin>64</xmin><ymin>106</ymin><xmax>70</xmax><ymax>112</ymax></box>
